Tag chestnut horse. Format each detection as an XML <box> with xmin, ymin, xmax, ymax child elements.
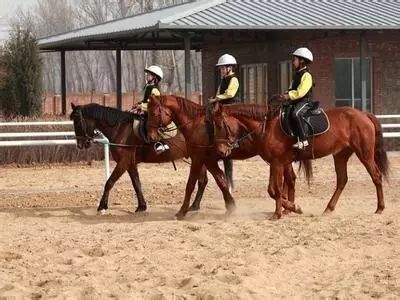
<box><xmin>70</xmin><ymin>103</ymin><xmax>211</xmax><ymax>214</ymax></box>
<box><xmin>212</xmin><ymin>95</ymin><xmax>389</xmax><ymax>219</ymax></box>
<box><xmin>146</xmin><ymin>95</ymin><xmax>301</xmax><ymax>219</ymax></box>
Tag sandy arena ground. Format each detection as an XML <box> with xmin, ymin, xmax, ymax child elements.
<box><xmin>0</xmin><ymin>153</ymin><xmax>400</xmax><ymax>299</ymax></box>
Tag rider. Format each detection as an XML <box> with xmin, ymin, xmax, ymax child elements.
<box><xmin>136</xmin><ymin>65</ymin><xmax>169</xmax><ymax>153</ymax></box>
<box><xmin>210</xmin><ymin>54</ymin><xmax>240</xmax><ymax>104</ymax></box>
<box><xmin>210</xmin><ymin>54</ymin><xmax>239</xmax><ymax>192</ymax></box>
<box><xmin>282</xmin><ymin>47</ymin><xmax>314</xmax><ymax>150</ymax></box>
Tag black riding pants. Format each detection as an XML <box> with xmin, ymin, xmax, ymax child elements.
<box><xmin>290</xmin><ymin>99</ymin><xmax>311</xmax><ymax>141</ymax></box>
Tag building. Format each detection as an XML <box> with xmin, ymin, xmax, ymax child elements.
<box><xmin>38</xmin><ymin>0</ymin><xmax>400</xmax><ymax>114</ymax></box>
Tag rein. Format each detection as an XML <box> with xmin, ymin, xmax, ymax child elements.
<box><xmin>74</xmin><ymin>108</ymin><xmax>148</xmax><ymax>148</ymax></box>
<box><xmin>215</xmin><ymin>113</ymin><xmax>268</xmax><ymax>151</ymax></box>
<box><xmin>149</xmin><ymin>98</ymin><xmax>216</xmax><ymax>148</ymax></box>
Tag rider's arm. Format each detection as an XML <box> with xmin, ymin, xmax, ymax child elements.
<box><xmin>215</xmin><ymin>77</ymin><xmax>239</xmax><ymax>100</ymax></box>
<box><xmin>151</xmin><ymin>88</ymin><xmax>160</xmax><ymax>96</ymax></box>
<box><xmin>288</xmin><ymin>72</ymin><xmax>312</xmax><ymax>101</ymax></box>
<box><xmin>140</xmin><ymin>88</ymin><xmax>160</xmax><ymax>111</ymax></box>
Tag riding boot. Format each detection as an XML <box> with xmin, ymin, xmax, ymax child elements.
<box><xmin>139</xmin><ymin>114</ymin><xmax>149</xmax><ymax>143</ymax></box>
<box><xmin>293</xmin><ymin>115</ymin><xmax>309</xmax><ymax>149</ymax></box>
<box><xmin>205</xmin><ymin>103</ymin><xmax>215</xmax><ymax>140</ymax></box>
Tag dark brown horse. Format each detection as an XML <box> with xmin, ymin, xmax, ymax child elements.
<box><xmin>212</xmin><ymin>95</ymin><xmax>389</xmax><ymax>219</ymax></box>
<box><xmin>146</xmin><ymin>95</ymin><xmax>301</xmax><ymax>219</ymax></box>
<box><xmin>69</xmin><ymin>103</ymin><xmax>211</xmax><ymax>214</ymax></box>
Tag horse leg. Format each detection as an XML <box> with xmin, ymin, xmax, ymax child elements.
<box><xmin>223</xmin><ymin>159</ymin><xmax>234</xmax><ymax>192</ymax></box>
<box><xmin>323</xmin><ymin>149</ymin><xmax>353</xmax><ymax>214</ymax></box>
<box><xmin>355</xmin><ymin>151</ymin><xmax>385</xmax><ymax>214</ymax></box>
<box><xmin>282</xmin><ymin>164</ymin><xmax>302</xmax><ymax>214</ymax></box>
<box><xmin>97</xmin><ymin>159</ymin><xmax>128</xmax><ymax>214</ymax></box>
<box><xmin>176</xmin><ymin>159</ymin><xmax>203</xmax><ymax>220</ymax></box>
<box><xmin>127</xmin><ymin>164</ymin><xmax>147</xmax><ymax>213</ymax></box>
<box><xmin>189</xmin><ymin>165</ymin><xmax>208</xmax><ymax>211</ymax></box>
<box><xmin>268</xmin><ymin>163</ymin><xmax>284</xmax><ymax>220</ymax></box>
<box><xmin>205</xmin><ymin>159</ymin><xmax>236</xmax><ymax>214</ymax></box>
<box><xmin>268</xmin><ymin>163</ymin><xmax>299</xmax><ymax>219</ymax></box>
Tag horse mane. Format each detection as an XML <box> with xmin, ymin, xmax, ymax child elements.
<box><xmin>174</xmin><ymin>96</ymin><xmax>206</xmax><ymax>119</ymax></box>
<box><xmin>223</xmin><ymin>104</ymin><xmax>269</xmax><ymax>121</ymax></box>
<box><xmin>81</xmin><ymin>103</ymin><xmax>139</xmax><ymax>127</ymax></box>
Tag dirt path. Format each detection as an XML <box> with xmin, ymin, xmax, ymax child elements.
<box><xmin>0</xmin><ymin>154</ymin><xmax>399</xmax><ymax>299</ymax></box>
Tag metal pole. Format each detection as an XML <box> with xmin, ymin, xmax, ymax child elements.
<box><xmin>104</xmin><ymin>143</ymin><xmax>110</xmax><ymax>181</ymax></box>
<box><xmin>360</xmin><ymin>31</ymin><xmax>368</xmax><ymax>111</ymax></box>
<box><xmin>116</xmin><ymin>49</ymin><xmax>122</xmax><ymax>110</ymax></box>
<box><xmin>61</xmin><ymin>50</ymin><xmax>67</xmax><ymax>115</ymax></box>
<box><xmin>184</xmin><ymin>34</ymin><xmax>191</xmax><ymax>99</ymax></box>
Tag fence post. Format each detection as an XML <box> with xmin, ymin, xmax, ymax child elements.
<box><xmin>104</xmin><ymin>142</ymin><xmax>110</xmax><ymax>181</ymax></box>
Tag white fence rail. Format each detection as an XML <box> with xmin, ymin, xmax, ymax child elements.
<box><xmin>0</xmin><ymin>115</ymin><xmax>398</xmax><ymax>181</ymax></box>
<box><xmin>0</xmin><ymin>121</ymin><xmax>110</xmax><ymax>181</ymax></box>
<box><xmin>376</xmin><ymin>115</ymin><xmax>400</xmax><ymax>138</ymax></box>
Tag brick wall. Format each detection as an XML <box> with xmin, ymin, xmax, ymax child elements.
<box><xmin>42</xmin><ymin>91</ymin><xmax>202</xmax><ymax>115</ymax></box>
<box><xmin>202</xmin><ymin>30</ymin><xmax>400</xmax><ymax>114</ymax></box>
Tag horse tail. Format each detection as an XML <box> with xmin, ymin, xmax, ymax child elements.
<box><xmin>366</xmin><ymin>112</ymin><xmax>390</xmax><ymax>180</ymax></box>
<box><xmin>298</xmin><ymin>160</ymin><xmax>313</xmax><ymax>186</ymax></box>
<box><xmin>223</xmin><ymin>159</ymin><xmax>234</xmax><ymax>191</ymax></box>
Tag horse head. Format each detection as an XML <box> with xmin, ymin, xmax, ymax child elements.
<box><xmin>268</xmin><ymin>94</ymin><xmax>285</xmax><ymax>118</ymax></box>
<box><xmin>70</xmin><ymin>103</ymin><xmax>97</xmax><ymax>149</ymax></box>
<box><xmin>146</xmin><ymin>95</ymin><xmax>174</xmax><ymax>142</ymax></box>
<box><xmin>212</xmin><ymin>102</ymin><xmax>242</xmax><ymax>157</ymax></box>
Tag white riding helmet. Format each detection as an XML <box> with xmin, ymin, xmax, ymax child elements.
<box><xmin>145</xmin><ymin>65</ymin><xmax>163</xmax><ymax>79</ymax></box>
<box><xmin>292</xmin><ymin>47</ymin><xmax>313</xmax><ymax>62</ymax></box>
<box><xmin>216</xmin><ymin>54</ymin><xmax>237</xmax><ymax>66</ymax></box>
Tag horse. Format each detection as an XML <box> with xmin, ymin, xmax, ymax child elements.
<box><xmin>146</xmin><ymin>95</ymin><xmax>301</xmax><ymax>220</ymax></box>
<box><xmin>212</xmin><ymin>95</ymin><xmax>389</xmax><ymax>219</ymax></box>
<box><xmin>69</xmin><ymin>102</ymin><xmax>212</xmax><ymax>214</ymax></box>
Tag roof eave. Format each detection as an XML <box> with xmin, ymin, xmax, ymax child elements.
<box><xmin>159</xmin><ymin>24</ymin><xmax>400</xmax><ymax>31</ymax></box>
<box><xmin>38</xmin><ymin>24</ymin><xmax>161</xmax><ymax>50</ymax></box>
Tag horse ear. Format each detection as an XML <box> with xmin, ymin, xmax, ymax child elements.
<box><xmin>71</xmin><ymin>102</ymin><xmax>76</xmax><ymax>110</ymax></box>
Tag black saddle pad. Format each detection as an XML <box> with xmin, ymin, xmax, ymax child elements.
<box><xmin>280</xmin><ymin>101</ymin><xmax>330</xmax><ymax>137</ymax></box>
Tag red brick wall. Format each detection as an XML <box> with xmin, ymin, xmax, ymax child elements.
<box><xmin>202</xmin><ymin>30</ymin><xmax>400</xmax><ymax>114</ymax></box>
<box><xmin>42</xmin><ymin>91</ymin><xmax>202</xmax><ymax>115</ymax></box>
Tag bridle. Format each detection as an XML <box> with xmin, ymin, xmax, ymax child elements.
<box><xmin>72</xmin><ymin>108</ymin><xmax>95</xmax><ymax>143</ymax></box>
<box><xmin>146</xmin><ymin>100</ymin><xmax>175</xmax><ymax>136</ymax></box>
<box><xmin>147</xmin><ymin>99</ymin><xmax>193</xmax><ymax>137</ymax></box>
<box><xmin>214</xmin><ymin>112</ymin><xmax>240</xmax><ymax>150</ymax></box>
<box><xmin>214</xmin><ymin>111</ymin><xmax>268</xmax><ymax>152</ymax></box>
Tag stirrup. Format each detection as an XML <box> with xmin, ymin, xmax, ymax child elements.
<box><xmin>293</xmin><ymin>140</ymin><xmax>309</xmax><ymax>150</ymax></box>
<box><xmin>154</xmin><ymin>142</ymin><xmax>169</xmax><ymax>154</ymax></box>
<box><xmin>154</xmin><ymin>142</ymin><xmax>165</xmax><ymax>154</ymax></box>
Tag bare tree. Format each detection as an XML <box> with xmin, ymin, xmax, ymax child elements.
<box><xmin>13</xmin><ymin>0</ymin><xmax>201</xmax><ymax>97</ymax></box>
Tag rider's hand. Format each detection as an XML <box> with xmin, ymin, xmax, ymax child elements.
<box><xmin>281</xmin><ymin>93</ymin><xmax>290</xmax><ymax>101</ymax></box>
<box><xmin>208</xmin><ymin>97</ymin><xmax>218</xmax><ymax>103</ymax></box>
<box><xmin>131</xmin><ymin>103</ymin><xmax>142</xmax><ymax>112</ymax></box>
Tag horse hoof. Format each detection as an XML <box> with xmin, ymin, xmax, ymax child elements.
<box><xmin>188</xmin><ymin>205</ymin><xmax>200</xmax><ymax>212</ymax></box>
<box><xmin>282</xmin><ymin>209</ymin><xmax>291</xmax><ymax>215</ymax></box>
<box><xmin>226</xmin><ymin>206</ymin><xmax>236</xmax><ymax>216</ymax></box>
<box><xmin>322</xmin><ymin>209</ymin><xmax>333</xmax><ymax>216</ymax></box>
<box><xmin>135</xmin><ymin>206</ymin><xmax>147</xmax><ymax>213</ymax></box>
<box><xmin>98</xmin><ymin>209</ymin><xmax>107</xmax><ymax>216</ymax></box>
<box><xmin>270</xmin><ymin>213</ymin><xmax>282</xmax><ymax>220</ymax></box>
<box><xmin>375</xmin><ymin>208</ymin><xmax>384</xmax><ymax>214</ymax></box>
<box><xmin>225</xmin><ymin>201</ymin><xmax>236</xmax><ymax>212</ymax></box>
<box><xmin>295</xmin><ymin>205</ymin><xmax>303</xmax><ymax>214</ymax></box>
<box><xmin>175</xmin><ymin>212</ymin><xmax>186</xmax><ymax>220</ymax></box>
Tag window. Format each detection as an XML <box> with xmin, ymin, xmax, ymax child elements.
<box><xmin>279</xmin><ymin>60</ymin><xmax>293</xmax><ymax>93</ymax></box>
<box><xmin>240</xmin><ymin>63</ymin><xmax>268</xmax><ymax>104</ymax></box>
<box><xmin>335</xmin><ymin>58</ymin><xmax>372</xmax><ymax>111</ymax></box>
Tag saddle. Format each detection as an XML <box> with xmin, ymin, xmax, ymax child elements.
<box><xmin>280</xmin><ymin>101</ymin><xmax>330</xmax><ymax>138</ymax></box>
<box><xmin>132</xmin><ymin>116</ymin><xmax>177</xmax><ymax>142</ymax></box>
